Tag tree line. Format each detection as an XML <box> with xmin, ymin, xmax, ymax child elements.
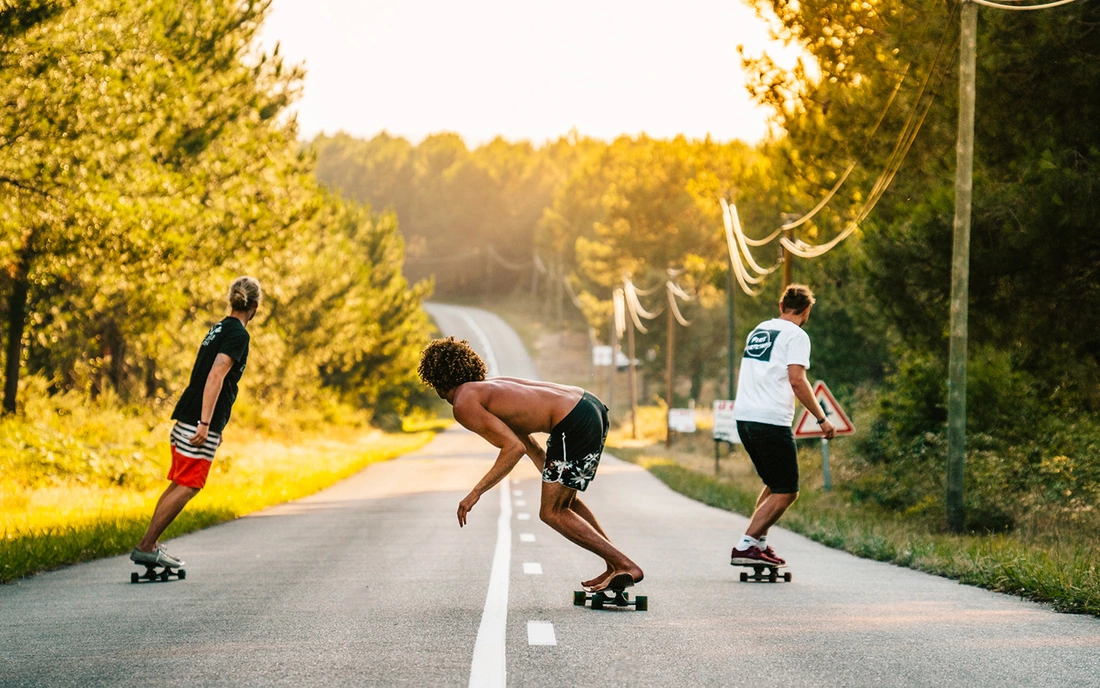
<box><xmin>311</xmin><ymin>0</ymin><xmax>1100</xmax><ymax>528</ymax></box>
<box><xmin>0</xmin><ymin>0</ymin><xmax>433</xmax><ymax>419</ymax></box>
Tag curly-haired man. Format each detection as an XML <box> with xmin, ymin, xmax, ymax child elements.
<box><xmin>418</xmin><ymin>336</ymin><xmax>643</xmax><ymax>593</ymax></box>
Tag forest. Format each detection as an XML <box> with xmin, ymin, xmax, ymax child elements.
<box><xmin>310</xmin><ymin>0</ymin><xmax>1100</xmax><ymax>532</ymax></box>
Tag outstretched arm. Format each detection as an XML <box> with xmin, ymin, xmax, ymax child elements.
<box><xmin>788</xmin><ymin>364</ymin><xmax>836</xmax><ymax>439</ymax></box>
<box><xmin>453</xmin><ymin>397</ymin><xmax>527</xmax><ymax>526</ymax></box>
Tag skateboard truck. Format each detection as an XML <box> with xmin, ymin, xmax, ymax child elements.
<box><xmin>130</xmin><ymin>565</ymin><xmax>186</xmax><ymax>583</ymax></box>
<box><xmin>732</xmin><ymin>562</ymin><xmax>791</xmax><ymax>583</ymax></box>
<box><xmin>573</xmin><ymin>588</ymin><xmax>648</xmax><ymax>611</ymax></box>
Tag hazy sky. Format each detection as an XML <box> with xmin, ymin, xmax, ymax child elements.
<box><xmin>259</xmin><ymin>0</ymin><xmax>801</xmax><ymax>147</ymax></box>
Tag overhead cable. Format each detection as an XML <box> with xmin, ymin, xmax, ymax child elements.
<box><xmin>723</xmin><ymin>200</ymin><xmax>782</xmax><ymax>277</ymax></box>
<box><xmin>969</xmin><ymin>0</ymin><xmax>1077</xmax><ymax>8</ymax></box>
<box><xmin>666</xmin><ymin>285</ymin><xmax>692</xmax><ymax>326</ymax></box>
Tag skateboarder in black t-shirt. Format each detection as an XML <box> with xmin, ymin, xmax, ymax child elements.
<box><xmin>130</xmin><ymin>277</ymin><xmax>261</xmax><ymax>570</ymax></box>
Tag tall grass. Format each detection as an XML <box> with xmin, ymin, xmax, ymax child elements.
<box><xmin>609</xmin><ymin>413</ymin><xmax>1100</xmax><ymax>617</ymax></box>
<box><xmin>1</xmin><ymin>383</ymin><xmax>439</xmax><ymax>582</ymax></box>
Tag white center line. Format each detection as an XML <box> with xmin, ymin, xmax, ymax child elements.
<box><xmin>514</xmin><ymin>499</ymin><xmax>527</xmax><ymax>507</ymax></box>
<box><xmin>516</xmin><ymin>513</ymin><xmax>531</xmax><ymax>521</ymax></box>
<box><xmin>468</xmin><ymin>477</ymin><xmax>511</xmax><ymax>688</ymax></box>
<box><xmin>512</xmin><ymin>490</ymin><xmax>523</xmax><ymax>496</ymax></box>
<box><xmin>523</xmin><ymin>562</ymin><xmax>543</xmax><ymax>575</ymax></box>
<box><xmin>519</xmin><ymin>533</ymin><xmax>535</xmax><ymax>543</ymax></box>
<box><xmin>527</xmin><ymin>621</ymin><xmax>557</xmax><ymax>646</ymax></box>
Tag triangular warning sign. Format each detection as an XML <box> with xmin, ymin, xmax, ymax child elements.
<box><xmin>794</xmin><ymin>380</ymin><xmax>855</xmax><ymax>438</ymax></box>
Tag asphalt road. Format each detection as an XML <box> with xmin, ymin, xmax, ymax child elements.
<box><xmin>2</xmin><ymin>303</ymin><xmax>1098</xmax><ymax>687</ymax></box>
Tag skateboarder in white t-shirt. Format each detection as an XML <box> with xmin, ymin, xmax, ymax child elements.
<box><xmin>731</xmin><ymin>284</ymin><xmax>836</xmax><ymax>566</ymax></box>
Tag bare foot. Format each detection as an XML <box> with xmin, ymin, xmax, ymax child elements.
<box><xmin>584</xmin><ymin>566</ymin><xmax>644</xmax><ymax>593</ymax></box>
<box><xmin>582</xmin><ymin>565</ymin><xmax>613</xmax><ymax>590</ymax></box>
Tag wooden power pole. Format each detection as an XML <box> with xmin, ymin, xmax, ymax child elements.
<box><xmin>947</xmin><ymin>0</ymin><xmax>978</xmax><ymax>532</ymax></box>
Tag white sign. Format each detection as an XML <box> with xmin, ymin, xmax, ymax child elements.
<box><xmin>712</xmin><ymin>400</ymin><xmax>740</xmax><ymax>444</ymax></box>
<box><xmin>668</xmin><ymin>408</ymin><xmax>696</xmax><ymax>433</ymax></box>
<box><xmin>592</xmin><ymin>345</ymin><xmax>613</xmax><ymax>367</ymax></box>
<box><xmin>794</xmin><ymin>381</ymin><xmax>855</xmax><ymax>438</ymax></box>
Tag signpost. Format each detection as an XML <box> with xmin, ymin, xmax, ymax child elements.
<box><xmin>712</xmin><ymin>400</ymin><xmax>739</xmax><ymax>474</ymax></box>
<box><xmin>793</xmin><ymin>381</ymin><xmax>855</xmax><ymax>490</ymax></box>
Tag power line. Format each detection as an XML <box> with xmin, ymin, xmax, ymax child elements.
<box><xmin>970</xmin><ymin>0</ymin><xmax>1077</xmax><ymax>8</ymax></box>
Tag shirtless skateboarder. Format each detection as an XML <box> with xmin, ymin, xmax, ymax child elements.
<box><xmin>418</xmin><ymin>336</ymin><xmax>643</xmax><ymax>593</ymax></box>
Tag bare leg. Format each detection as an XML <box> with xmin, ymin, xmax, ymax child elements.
<box><xmin>753</xmin><ymin>486</ymin><xmax>772</xmax><ymax>538</ymax></box>
<box><xmin>570</xmin><ymin>496</ymin><xmax>615</xmax><ymax>588</ymax></box>
<box><xmin>539</xmin><ymin>481</ymin><xmax>642</xmax><ymax>588</ymax></box>
<box><xmin>137</xmin><ymin>482</ymin><xmax>200</xmax><ymax>551</ymax></box>
<box><xmin>745</xmin><ymin>492</ymin><xmax>798</xmax><ymax>540</ymax></box>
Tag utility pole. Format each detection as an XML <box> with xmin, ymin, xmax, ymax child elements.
<box><xmin>947</xmin><ymin>0</ymin><xmax>978</xmax><ymax>533</ymax></box>
<box><xmin>727</xmin><ymin>250</ymin><xmax>736</xmax><ymax>399</ymax></box>
<box><xmin>608</xmin><ymin>309</ymin><xmax>618</xmax><ymax>415</ymax></box>
<box><xmin>626</xmin><ymin>305</ymin><xmax>639</xmax><ymax>440</ymax></box>
<box><xmin>665</xmin><ymin>296</ymin><xmax>675</xmax><ymax>447</ymax></box>
<box><xmin>780</xmin><ymin>212</ymin><xmax>799</xmax><ymax>289</ymax></box>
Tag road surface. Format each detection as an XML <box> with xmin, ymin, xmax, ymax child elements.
<box><xmin>2</xmin><ymin>303</ymin><xmax>1098</xmax><ymax>687</ymax></box>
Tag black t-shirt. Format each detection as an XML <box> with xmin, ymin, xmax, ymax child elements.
<box><xmin>171</xmin><ymin>317</ymin><xmax>250</xmax><ymax>433</ymax></box>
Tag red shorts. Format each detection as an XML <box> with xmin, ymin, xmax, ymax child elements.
<box><xmin>167</xmin><ymin>421</ymin><xmax>220</xmax><ymax>489</ymax></box>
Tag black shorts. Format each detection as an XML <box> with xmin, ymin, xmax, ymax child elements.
<box><xmin>542</xmin><ymin>392</ymin><xmax>609</xmax><ymax>492</ymax></box>
<box><xmin>736</xmin><ymin>420</ymin><xmax>799</xmax><ymax>494</ymax></box>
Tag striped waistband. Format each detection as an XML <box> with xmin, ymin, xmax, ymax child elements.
<box><xmin>170</xmin><ymin>421</ymin><xmax>222</xmax><ymax>460</ymax></box>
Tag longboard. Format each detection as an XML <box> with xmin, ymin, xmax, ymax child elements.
<box><xmin>131</xmin><ymin>565</ymin><xmax>186</xmax><ymax>583</ymax></box>
<box><xmin>731</xmin><ymin>561</ymin><xmax>790</xmax><ymax>583</ymax></box>
<box><xmin>573</xmin><ymin>588</ymin><xmax>648</xmax><ymax>611</ymax></box>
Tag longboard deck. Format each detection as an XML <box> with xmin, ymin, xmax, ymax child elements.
<box><xmin>573</xmin><ymin>588</ymin><xmax>648</xmax><ymax>611</ymax></box>
<box><xmin>730</xmin><ymin>561</ymin><xmax>790</xmax><ymax>583</ymax></box>
<box><xmin>130</xmin><ymin>565</ymin><xmax>186</xmax><ymax>583</ymax></box>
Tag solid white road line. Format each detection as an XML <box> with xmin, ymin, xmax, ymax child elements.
<box><xmin>468</xmin><ymin>477</ymin><xmax>511</xmax><ymax>688</ymax></box>
<box><xmin>527</xmin><ymin>621</ymin><xmax>557</xmax><ymax>646</ymax></box>
<box><xmin>519</xmin><ymin>533</ymin><xmax>535</xmax><ymax>543</ymax></box>
<box><xmin>523</xmin><ymin>562</ymin><xmax>543</xmax><ymax>575</ymax></box>
<box><xmin>456</xmin><ymin>309</ymin><xmax>500</xmax><ymax>377</ymax></box>
<box><xmin>516</xmin><ymin>513</ymin><xmax>531</xmax><ymax>521</ymax></box>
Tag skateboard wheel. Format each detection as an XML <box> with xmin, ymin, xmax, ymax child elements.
<box><xmin>159</xmin><ymin>570</ymin><xmax>169</xmax><ymax>582</ymax></box>
<box><xmin>131</xmin><ymin>572</ymin><xmax>139</xmax><ymax>584</ymax></box>
<box><xmin>178</xmin><ymin>569</ymin><xmax>186</xmax><ymax>580</ymax></box>
<box><xmin>784</xmin><ymin>572</ymin><xmax>791</xmax><ymax>582</ymax></box>
<box><xmin>573</xmin><ymin>591</ymin><xmax>586</xmax><ymax>606</ymax></box>
<box><xmin>592</xmin><ymin>597</ymin><xmax>604</xmax><ymax>610</ymax></box>
<box><xmin>768</xmin><ymin>572</ymin><xmax>777</xmax><ymax>583</ymax></box>
<box><xmin>739</xmin><ymin>571</ymin><xmax>748</xmax><ymax>582</ymax></box>
<box><xmin>635</xmin><ymin>596</ymin><xmax>648</xmax><ymax>612</ymax></box>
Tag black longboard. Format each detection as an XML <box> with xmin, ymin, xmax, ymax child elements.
<box><xmin>131</xmin><ymin>565</ymin><xmax>186</xmax><ymax>583</ymax></box>
<box><xmin>731</xmin><ymin>561</ymin><xmax>791</xmax><ymax>583</ymax></box>
<box><xmin>573</xmin><ymin>588</ymin><xmax>648</xmax><ymax>611</ymax></box>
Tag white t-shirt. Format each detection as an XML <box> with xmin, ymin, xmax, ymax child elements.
<box><xmin>733</xmin><ymin>318</ymin><xmax>811</xmax><ymax>426</ymax></box>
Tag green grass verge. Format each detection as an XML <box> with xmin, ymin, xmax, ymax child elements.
<box><xmin>1</xmin><ymin>431</ymin><xmax>434</xmax><ymax>583</ymax></box>
<box><xmin>615</xmin><ymin>448</ymin><xmax>1100</xmax><ymax>617</ymax></box>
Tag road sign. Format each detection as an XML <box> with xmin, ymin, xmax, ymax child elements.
<box><xmin>667</xmin><ymin>408</ymin><xmax>696</xmax><ymax>433</ymax></box>
<box><xmin>712</xmin><ymin>400</ymin><xmax>740</xmax><ymax>444</ymax></box>
<box><xmin>794</xmin><ymin>380</ymin><xmax>855</xmax><ymax>438</ymax></box>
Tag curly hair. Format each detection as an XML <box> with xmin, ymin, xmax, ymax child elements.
<box><xmin>418</xmin><ymin>337</ymin><xmax>487</xmax><ymax>391</ymax></box>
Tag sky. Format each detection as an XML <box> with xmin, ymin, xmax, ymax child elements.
<box><xmin>258</xmin><ymin>0</ymin><xmax>803</xmax><ymax>147</ymax></box>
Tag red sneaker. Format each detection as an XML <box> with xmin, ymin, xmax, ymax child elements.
<box><xmin>761</xmin><ymin>546</ymin><xmax>786</xmax><ymax>565</ymax></box>
<box><xmin>730</xmin><ymin>545</ymin><xmax>782</xmax><ymax>566</ymax></box>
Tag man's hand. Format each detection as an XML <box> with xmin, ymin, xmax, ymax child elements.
<box><xmin>189</xmin><ymin>423</ymin><xmax>210</xmax><ymax>446</ymax></box>
<box><xmin>458</xmin><ymin>490</ymin><xmax>481</xmax><ymax>527</ymax></box>
<box><xmin>819</xmin><ymin>417</ymin><xmax>837</xmax><ymax>440</ymax></box>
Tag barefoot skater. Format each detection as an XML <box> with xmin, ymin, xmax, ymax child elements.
<box><xmin>130</xmin><ymin>276</ymin><xmax>261</xmax><ymax>569</ymax></box>
<box><xmin>418</xmin><ymin>336</ymin><xmax>643</xmax><ymax>593</ymax></box>
<box><xmin>731</xmin><ymin>284</ymin><xmax>835</xmax><ymax>567</ymax></box>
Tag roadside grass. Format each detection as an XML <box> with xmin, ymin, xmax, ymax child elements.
<box><xmin>1</xmin><ymin>387</ymin><xmax>439</xmax><ymax>583</ymax></box>
<box><xmin>609</xmin><ymin>425</ymin><xmax>1100</xmax><ymax>617</ymax></box>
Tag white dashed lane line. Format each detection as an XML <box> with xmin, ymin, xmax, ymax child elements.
<box><xmin>519</xmin><ymin>533</ymin><xmax>535</xmax><ymax>542</ymax></box>
<box><xmin>513</xmin><ymin>490</ymin><xmax>523</xmax><ymax>496</ymax></box>
<box><xmin>514</xmin><ymin>500</ymin><xmax>527</xmax><ymax>507</ymax></box>
<box><xmin>516</xmin><ymin>513</ymin><xmax>531</xmax><ymax>521</ymax></box>
<box><xmin>522</xmin><ymin>562</ymin><xmax>543</xmax><ymax>575</ymax></box>
<box><xmin>527</xmin><ymin>621</ymin><xmax>557</xmax><ymax>646</ymax></box>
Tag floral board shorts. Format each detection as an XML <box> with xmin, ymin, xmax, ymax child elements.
<box><xmin>542</xmin><ymin>391</ymin><xmax>609</xmax><ymax>492</ymax></box>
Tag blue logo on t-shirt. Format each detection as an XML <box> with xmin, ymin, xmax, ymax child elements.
<box><xmin>743</xmin><ymin>329</ymin><xmax>779</xmax><ymax>362</ymax></box>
